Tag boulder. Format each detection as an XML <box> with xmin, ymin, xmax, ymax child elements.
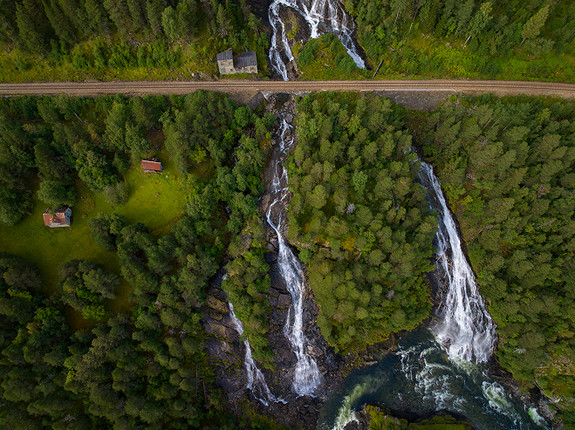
<box><xmin>206</xmin><ymin>295</ymin><xmax>229</xmax><ymax>315</ymax></box>
<box><xmin>205</xmin><ymin>318</ymin><xmax>236</xmax><ymax>340</ymax></box>
<box><xmin>277</xmin><ymin>293</ymin><xmax>292</xmax><ymax>308</ymax></box>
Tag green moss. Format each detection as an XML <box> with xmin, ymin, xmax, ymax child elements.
<box><xmin>297</xmin><ymin>34</ymin><xmax>369</xmax><ymax>80</ymax></box>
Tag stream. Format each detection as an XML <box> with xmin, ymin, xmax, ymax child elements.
<box><xmin>228</xmin><ymin>301</ymin><xmax>282</xmax><ymax>406</ymax></box>
<box><xmin>266</xmin><ymin>117</ymin><xmax>322</xmax><ymax>397</ymax></box>
<box><xmin>268</xmin><ymin>0</ymin><xmax>365</xmax><ymax>80</ymax></box>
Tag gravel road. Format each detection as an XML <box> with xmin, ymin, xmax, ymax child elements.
<box><xmin>0</xmin><ymin>79</ymin><xmax>574</xmax><ymax>98</ymax></box>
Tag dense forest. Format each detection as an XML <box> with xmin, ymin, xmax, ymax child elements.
<box><xmin>2</xmin><ymin>0</ymin><xmax>575</xmax><ymax>82</ymax></box>
<box><xmin>341</xmin><ymin>0</ymin><xmax>575</xmax><ymax>81</ymax></box>
<box><xmin>0</xmin><ymin>0</ymin><xmax>268</xmax><ymax>81</ymax></box>
<box><xmin>293</xmin><ymin>0</ymin><xmax>575</xmax><ymax>82</ymax></box>
<box><xmin>0</xmin><ymin>91</ymin><xmax>276</xmax><ymax>428</ymax></box>
<box><xmin>1</xmin><ymin>90</ymin><xmax>575</xmax><ymax>427</ymax></box>
<box><xmin>287</xmin><ymin>93</ymin><xmax>437</xmax><ymax>351</ymax></box>
<box><xmin>420</xmin><ymin>95</ymin><xmax>575</xmax><ymax>425</ymax></box>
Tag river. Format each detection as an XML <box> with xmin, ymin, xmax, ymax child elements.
<box><xmin>319</xmin><ymin>327</ymin><xmax>547</xmax><ymax>429</ymax></box>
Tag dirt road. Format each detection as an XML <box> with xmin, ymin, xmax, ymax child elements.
<box><xmin>0</xmin><ymin>80</ymin><xmax>575</xmax><ymax>99</ymax></box>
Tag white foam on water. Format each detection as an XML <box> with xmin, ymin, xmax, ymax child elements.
<box><xmin>228</xmin><ymin>302</ymin><xmax>284</xmax><ymax>405</ymax></box>
<box><xmin>419</xmin><ymin>161</ymin><xmax>497</xmax><ymax>363</ymax></box>
<box><xmin>482</xmin><ymin>381</ymin><xmax>519</xmax><ymax>423</ymax></box>
<box><xmin>268</xmin><ymin>0</ymin><xmax>365</xmax><ymax>80</ymax></box>
<box><xmin>527</xmin><ymin>407</ymin><xmax>546</xmax><ymax>426</ymax></box>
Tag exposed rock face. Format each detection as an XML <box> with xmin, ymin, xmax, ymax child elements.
<box><xmin>201</xmin><ymin>94</ymin><xmax>399</xmax><ymax>429</ymax></box>
<box><xmin>200</xmin><ymin>94</ymin><xmax>345</xmax><ymax>428</ymax></box>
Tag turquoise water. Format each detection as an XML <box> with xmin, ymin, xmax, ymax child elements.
<box><xmin>318</xmin><ymin>327</ymin><xmax>548</xmax><ymax>430</ymax></box>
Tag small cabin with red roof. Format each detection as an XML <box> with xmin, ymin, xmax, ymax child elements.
<box><xmin>141</xmin><ymin>159</ymin><xmax>162</xmax><ymax>173</ymax></box>
<box><xmin>43</xmin><ymin>207</ymin><xmax>72</xmax><ymax>228</ymax></box>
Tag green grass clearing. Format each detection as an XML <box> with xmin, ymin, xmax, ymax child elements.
<box><xmin>0</xmin><ymin>157</ymin><xmax>187</xmax><ymax>327</ymax></box>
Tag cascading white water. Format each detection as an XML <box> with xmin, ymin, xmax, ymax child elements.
<box><xmin>268</xmin><ymin>0</ymin><xmax>365</xmax><ymax>80</ymax></box>
<box><xmin>324</xmin><ymin>162</ymin><xmax>540</xmax><ymax>429</ymax></box>
<box><xmin>228</xmin><ymin>302</ymin><xmax>282</xmax><ymax>406</ymax></box>
<box><xmin>266</xmin><ymin>118</ymin><xmax>322</xmax><ymax>396</ymax></box>
<box><xmin>419</xmin><ymin>161</ymin><xmax>497</xmax><ymax>363</ymax></box>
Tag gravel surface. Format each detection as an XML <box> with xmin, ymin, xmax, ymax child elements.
<box><xmin>1</xmin><ymin>79</ymin><xmax>575</xmax><ymax>99</ymax></box>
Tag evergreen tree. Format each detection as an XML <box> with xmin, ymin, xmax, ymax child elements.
<box><xmin>16</xmin><ymin>0</ymin><xmax>54</xmax><ymax>52</ymax></box>
<box><xmin>521</xmin><ymin>4</ymin><xmax>550</xmax><ymax>46</ymax></box>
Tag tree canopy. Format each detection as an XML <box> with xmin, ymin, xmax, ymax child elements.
<box><xmin>287</xmin><ymin>93</ymin><xmax>437</xmax><ymax>351</ymax></box>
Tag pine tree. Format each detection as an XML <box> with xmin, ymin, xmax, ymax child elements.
<box><xmin>146</xmin><ymin>0</ymin><xmax>164</xmax><ymax>35</ymax></box>
<box><xmin>521</xmin><ymin>4</ymin><xmax>550</xmax><ymax>46</ymax></box>
<box><xmin>0</xmin><ymin>0</ymin><xmax>19</xmax><ymax>42</ymax></box>
<box><xmin>103</xmin><ymin>0</ymin><xmax>132</xmax><ymax>35</ymax></box>
<box><xmin>84</xmin><ymin>0</ymin><xmax>111</xmax><ymax>35</ymax></box>
<box><xmin>41</xmin><ymin>0</ymin><xmax>76</xmax><ymax>45</ymax></box>
<box><xmin>161</xmin><ymin>6</ymin><xmax>179</xmax><ymax>39</ymax></box>
<box><xmin>454</xmin><ymin>0</ymin><xmax>474</xmax><ymax>35</ymax></box>
<box><xmin>126</xmin><ymin>0</ymin><xmax>148</xmax><ymax>32</ymax></box>
<box><xmin>16</xmin><ymin>0</ymin><xmax>53</xmax><ymax>52</ymax></box>
<box><xmin>465</xmin><ymin>1</ymin><xmax>492</xmax><ymax>46</ymax></box>
<box><xmin>59</xmin><ymin>0</ymin><xmax>90</xmax><ymax>39</ymax></box>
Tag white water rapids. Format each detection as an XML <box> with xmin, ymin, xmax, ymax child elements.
<box><xmin>228</xmin><ymin>302</ymin><xmax>282</xmax><ymax>406</ymax></box>
<box><xmin>419</xmin><ymin>161</ymin><xmax>497</xmax><ymax>363</ymax></box>
<box><xmin>268</xmin><ymin>0</ymin><xmax>365</xmax><ymax>80</ymax></box>
<box><xmin>266</xmin><ymin>118</ymin><xmax>322</xmax><ymax>396</ymax></box>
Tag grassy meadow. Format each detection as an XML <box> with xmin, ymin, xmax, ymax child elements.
<box><xmin>0</xmin><ymin>158</ymin><xmax>186</xmax><ymax>324</ymax></box>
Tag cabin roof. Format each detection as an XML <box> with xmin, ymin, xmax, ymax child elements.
<box><xmin>235</xmin><ymin>51</ymin><xmax>257</xmax><ymax>68</ymax></box>
<box><xmin>141</xmin><ymin>159</ymin><xmax>162</xmax><ymax>171</ymax></box>
<box><xmin>216</xmin><ymin>49</ymin><xmax>233</xmax><ymax>61</ymax></box>
<box><xmin>43</xmin><ymin>207</ymin><xmax>71</xmax><ymax>227</ymax></box>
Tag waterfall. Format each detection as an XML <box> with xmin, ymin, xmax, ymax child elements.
<box><xmin>228</xmin><ymin>302</ymin><xmax>282</xmax><ymax>405</ymax></box>
<box><xmin>419</xmin><ymin>161</ymin><xmax>497</xmax><ymax>363</ymax></box>
<box><xmin>266</xmin><ymin>118</ymin><xmax>322</xmax><ymax>396</ymax></box>
<box><xmin>268</xmin><ymin>0</ymin><xmax>365</xmax><ymax>80</ymax></box>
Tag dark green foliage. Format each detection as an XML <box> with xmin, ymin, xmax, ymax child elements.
<box><xmin>37</xmin><ymin>179</ymin><xmax>77</xmax><ymax>207</ymax></box>
<box><xmin>164</xmin><ymin>91</ymin><xmax>238</xmax><ymax>173</ymax></box>
<box><xmin>0</xmin><ymin>91</ymin><xmax>271</xmax><ymax>428</ymax></box>
<box><xmin>421</xmin><ymin>95</ymin><xmax>575</xmax><ymax>418</ymax></box>
<box><xmin>60</xmin><ymin>259</ymin><xmax>118</xmax><ymax>320</ymax></box>
<box><xmin>289</xmin><ymin>93</ymin><xmax>437</xmax><ymax>351</ymax></box>
<box><xmin>6</xmin><ymin>0</ymin><xmax>263</xmax><ymax>59</ymax></box>
<box><xmin>164</xmin><ymin>91</ymin><xmax>268</xmax><ymax>234</ymax></box>
<box><xmin>89</xmin><ymin>213</ymin><xmax>128</xmax><ymax>251</ymax></box>
<box><xmin>0</xmin><ymin>253</ymin><xmax>42</xmax><ymax>323</ymax></box>
<box><xmin>298</xmin><ymin>33</ymin><xmax>361</xmax><ymax>76</ymax></box>
<box><xmin>223</xmin><ymin>217</ymin><xmax>274</xmax><ymax>366</ymax></box>
<box><xmin>0</xmin><ymin>112</ymin><xmax>35</xmax><ymax>225</ymax></box>
<box><xmin>0</xmin><ymin>254</ymin><xmax>83</xmax><ymax>428</ymax></box>
<box><xmin>344</xmin><ymin>0</ymin><xmax>575</xmax><ymax>80</ymax></box>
